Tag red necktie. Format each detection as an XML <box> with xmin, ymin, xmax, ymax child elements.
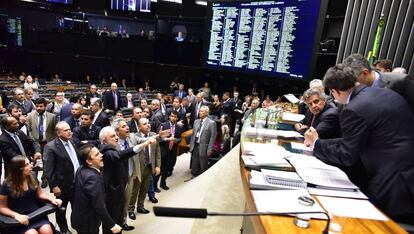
<box><xmin>168</xmin><ymin>124</ymin><xmax>175</xmax><ymax>150</ymax></box>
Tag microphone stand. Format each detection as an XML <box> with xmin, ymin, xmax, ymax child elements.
<box><xmin>153</xmin><ymin>206</ymin><xmax>331</xmax><ymax>234</ymax></box>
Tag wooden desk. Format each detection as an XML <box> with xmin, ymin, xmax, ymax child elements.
<box><xmin>177</xmin><ymin>129</ymin><xmax>193</xmax><ymax>156</ymax></box>
<box><xmin>239</xmin><ymin>142</ymin><xmax>407</xmax><ymax>234</ymax></box>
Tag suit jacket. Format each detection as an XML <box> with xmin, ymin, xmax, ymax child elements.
<box><xmin>221</xmin><ymin>99</ymin><xmax>234</xmax><ymax>117</ymax></box>
<box><xmin>159</xmin><ymin>121</ymin><xmax>183</xmax><ymax>155</ymax></box>
<box><xmin>299</xmin><ymin>102</ymin><xmax>340</xmax><ymax>139</ymax></box>
<box><xmin>94</xmin><ymin>111</ymin><xmax>111</xmax><ymax>129</ymax></box>
<box><xmin>135</xmin><ymin>132</ymin><xmax>161</xmax><ymax>175</ymax></box>
<box><xmin>174</xmin><ymin>90</ymin><xmax>187</xmax><ymax>99</ymax></box>
<box><xmin>150</xmin><ymin>109</ymin><xmax>165</xmax><ymax>133</ymax></box>
<box><xmin>103</xmin><ymin>90</ymin><xmax>123</xmax><ymax>111</ymax></box>
<box><xmin>72</xmin><ymin>125</ymin><xmax>101</xmax><ymax>147</ymax></box>
<box><xmin>44</xmin><ymin>138</ymin><xmax>80</xmax><ymax>194</ymax></box>
<box><xmin>189</xmin><ymin>100</ymin><xmax>205</xmax><ymax>127</ymax></box>
<box><xmin>127</xmin><ymin>119</ymin><xmax>139</xmax><ymax>133</ymax></box>
<box><xmin>63</xmin><ymin>116</ymin><xmax>81</xmax><ymax>130</ymax></box>
<box><xmin>12</xmin><ymin>100</ymin><xmax>33</xmax><ymax>115</ymax></box>
<box><xmin>313</xmin><ymin>85</ymin><xmax>414</xmax><ymax>217</ymax></box>
<box><xmin>0</xmin><ymin>130</ymin><xmax>41</xmax><ymax>176</ymax></box>
<box><xmin>59</xmin><ymin>103</ymin><xmax>73</xmax><ymax>121</ymax></box>
<box><xmin>27</xmin><ymin>111</ymin><xmax>57</xmax><ymax>142</ymax></box>
<box><xmin>71</xmin><ymin>166</ymin><xmax>115</xmax><ymax>233</ymax></box>
<box><xmin>190</xmin><ymin>117</ymin><xmax>217</xmax><ymax>156</ymax></box>
<box><xmin>378</xmin><ymin>72</ymin><xmax>414</xmax><ymax>112</ymax></box>
<box><xmin>99</xmin><ymin>144</ymin><xmax>136</xmax><ymax>207</ymax></box>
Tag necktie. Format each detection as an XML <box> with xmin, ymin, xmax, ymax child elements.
<box><xmin>169</xmin><ymin>124</ymin><xmax>175</xmax><ymax>150</ymax></box>
<box><xmin>144</xmin><ymin>135</ymin><xmax>150</xmax><ymax>165</ymax></box>
<box><xmin>65</xmin><ymin>142</ymin><xmax>80</xmax><ymax>172</ymax></box>
<box><xmin>196</xmin><ymin>120</ymin><xmax>204</xmax><ymax>143</ymax></box>
<box><xmin>310</xmin><ymin>115</ymin><xmax>316</xmax><ymax>127</ymax></box>
<box><xmin>39</xmin><ymin>114</ymin><xmax>44</xmax><ymax>141</ymax></box>
<box><xmin>113</xmin><ymin>92</ymin><xmax>118</xmax><ymax>110</ymax></box>
<box><xmin>75</xmin><ymin>119</ymin><xmax>80</xmax><ymax>127</ymax></box>
<box><xmin>13</xmin><ymin>134</ymin><xmax>26</xmax><ymax>156</ymax></box>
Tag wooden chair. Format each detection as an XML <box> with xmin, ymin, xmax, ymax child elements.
<box><xmin>177</xmin><ymin>129</ymin><xmax>192</xmax><ymax>156</ymax></box>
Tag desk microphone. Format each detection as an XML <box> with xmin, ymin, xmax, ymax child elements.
<box><xmin>153</xmin><ymin>206</ymin><xmax>330</xmax><ymax>234</ymax></box>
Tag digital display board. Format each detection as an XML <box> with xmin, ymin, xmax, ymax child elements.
<box><xmin>47</xmin><ymin>0</ymin><xmax>73</xmax><ymax>4</ymax></box>
<box><xmin>0</xmin><ymin>14</ymin><xmax>23</xmax><ymax>47</ymax></box>
<box><xmin>205</xmin><ymin>0</ymin><xmax>325</xmax><ymax>80</ymax></box>
<box><xmin>111</xmin><ymin>0</ymin><xmax>151</xmax><ymax>12</ymax></box>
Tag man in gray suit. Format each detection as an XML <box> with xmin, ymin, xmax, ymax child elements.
<box><xmin>27</xmin><ymin>97</ymin><xmax>57</xmax><ymax>188</ymax></box>
<box><xmin>130</xmin><ymin>117</ymin><xmax>161</xmax><ymax>215</ymax></box>
<box><xmin>189</xmin><ymin>106</ymin><xmax>217</xmax><ymax>177</ymax></box>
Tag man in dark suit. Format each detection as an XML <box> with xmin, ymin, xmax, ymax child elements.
<box><xmin>0</xmin><ymin>116</ymin><xmax>41</xmax><ymax>177</ymax></box>
<box><xmin>63</xmin><ymin>103</ymin><xmax>83</xmax><ymax>130</ymax></box>
<box><xmin>343</xmin><ymin>53</ymin><xmax>414</xmax><ymax>112</ymax></box>
<box><xmin>71</xmin><ymin>144</ymin><xmax>122</xmax><ymax>234</ymax></box>
<box><xmin>11</xmin><ymin>88</ymin><xmax>33</xmax><ymax>115</ymax></box>
<box><xmin>59</xmin><ymin>95</ymin><xmax>79</xmax><ymax>121</ymax></box>
<box><xmin>294</xmin><ymin>88</ymin><xmax>340</xmax><ymax>139</ymax></box>
<box><xmin>91</xmin><ymin>99</ymin><xmax>111</xmax><ymax>129</ymax></box>
<box><xmin>103</xmin><ymin>82</ymin><xmax>123</xmax><ymax>112</ymax></box>
<box><xmin>150</xmin><ymin>99</ymin><xmax>165</xmax><ymax>133</ymax></box>
<box><xmin>189</xmin><ymin>106</ymin><xmax>217</xmax><ymax>177</ymax></box>
<box><xmin>157</xmin><ymin>111</ymin><xmax>182</xmax><ymax>190</ymax></box>
<box><xmin>73</xmin><ymin>110</ymin><xmax>101</xmax><ymax>147</ymax></box>
<box><xmin>189</xmin><ymin>93</ymin><xmax>204</xmax><ymax>128</ymax></box>
<box><xmin>304</xmin><ymin>64</ymin><xmax>414</xmax><ymax>224</ymax></box>
<box><xmin>128</xmin><ymin>107</ymin><xmax>142</xmax><ymax>134</ymax></box>
<box><xmin>44</xmin><ymin>121</ymin><xmax>81</xmax><ymax>234</ymax></box>
<box><xmin>173</xmin><ymin>84</ymin><xmax>187</xmax><ymax>100</ymax></box>
<box><xmin>85</xmin><ymin>84</ymin><xmax>101</xmax><ymax>107</ymax></box>
<box><xmin>167</xmin><ymin>97</ymin><xmax>186</xmax><ymax>120</ymax></box>
<box><xmin>7</xmin><ymin>103</ymin><xmax>28</xmax><ymax>134</ymax></box>
<box><xmin>231</xmin><ymin>91</ymin><xmax>243</xmax><ymax>136</ymax></box>
<box><xmin>99</xmin><ymin>125</ymin><xmax>155</xmax><ymax>233</ymax></box>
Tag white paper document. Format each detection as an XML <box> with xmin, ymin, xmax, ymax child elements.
<box><xmin>287</xmin><ymin>153</ymin><xmax>358</xmax><ymax>190</ymax></box>
<box><xmin>242</xmin><ymin>142</ymin><xmax>289</xmax><ymax>158</ymax></box>
<box><xmin>276</xmin><ymin>130</ymin><xmax>303</xmax><ymax>138</ymax></box>
<box><xmin>250</xmin><ymin>170</ymin><xmax>299</xmax><ymax>190</ymax></box>
<box><xmin>284</xmin><ymin>94</ymin><xmax>300</xmax><ymax>104</ymax></box>
<box><xmin>252</xmin><ymin>189</ymin><xmax>327</xmax><ymax>219</ymax></box>
<box><xmin>282</xmin><ymin>112</ymin><xmax>305</xmax><ymax>122</ymax></box>
<box><xmin>308</xmin><ymin>187</ymin><xmax>368</xmax><ymax>199</ymax></box>
<box><xmin>317</xmin><ymin>196</ymin><xmax>388</xmax><ymax>221</ymax></box>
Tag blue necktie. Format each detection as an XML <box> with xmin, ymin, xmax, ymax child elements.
<box><xmin>65</xmin><ymin>142</ymin><xmax>80</xmax><ymax>172</ymax></box>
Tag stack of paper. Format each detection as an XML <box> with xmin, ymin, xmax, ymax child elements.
<box><xmin>249</xmin><ymin>170</ymin><xmax>298</xmax><ymax>190</ymax></box>
<box><xmin>242</xmin><ymin>156</ymin><xmax>292</xmax><ymax>170</ymax></box>
<box><xmin>282</xmin><ymin>112</ymin><xmax>305</xmax><ymax>122</ymax></box>
<box><xmin>252</xmin><ymin>189</ymin><xmax>327</xmax><ymax>219</ymax></box>
<box><xmin>276</xmin><ymin>130</ymin><xmax>303</xmax><ymax>138</ymax></box>
<box><xmin>317</xmin><ymin>196</ymin><xmax>387</xmax><ymax>221</ymax></box>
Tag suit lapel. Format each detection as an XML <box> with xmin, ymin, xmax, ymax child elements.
<box><xmin>56</xmin><ymin>139</ymin><xmax>72</xmax><ymax>161</ymax></box>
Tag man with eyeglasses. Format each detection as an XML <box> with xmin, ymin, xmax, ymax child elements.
<box><xmin>11</xmin><ymin>88</ymin><xmax>33</xmax><ymax>115</ymax></box>
<box><xmin>294</xmin><ymin>88</ymin><xmax>340</xmax><ymax>139</ymax></box>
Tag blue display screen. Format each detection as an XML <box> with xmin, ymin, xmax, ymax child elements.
<box><xmin>111</xmin><ymin>0</ymin><xmax>151</xmax><ymax>12</ymax></box>
<box><xmin>205</xmin><ymin>0</ymin><xmax>323</xmax><ymax>80</ymax></box>
<box><xmin>47</xmin><ymin>0</ymin><xmax>73</xmax><ymax>4</ymax></box>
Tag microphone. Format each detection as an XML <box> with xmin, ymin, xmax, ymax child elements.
<box><xmin>153</xmin><ymin>206</ymin><xmax>330</xmax><ymax>234</ymax></box>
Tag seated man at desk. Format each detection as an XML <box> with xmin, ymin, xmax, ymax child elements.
<box><xmin>304</xmin><ymin>64</ymin><xmax>414</xmax><ymax>225</ymax></box>
<box><xmin>294</xmin><ymin>88</ymin><xmax>340</xmax><ymax>139</ymax></box>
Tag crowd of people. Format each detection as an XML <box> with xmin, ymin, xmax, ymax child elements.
<box><xmin>0</xmin><ymin>74</ymin><xmax>265</xmax><ymax>233</ymax></box>
<box><xmin>0</xmin><ymin>53</ymin><xmax>412</xmax><ymax>233</ymax></box>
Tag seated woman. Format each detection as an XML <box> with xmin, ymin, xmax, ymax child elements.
<box><xmin>0</xmin><ymin>156</ymin><xmax>62</xmax><ymax>234</ymax></box>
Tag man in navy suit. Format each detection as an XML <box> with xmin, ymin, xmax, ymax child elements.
<box><xmin>305</xmin><ymin>64</ymin><xmax>414</xmax><ymax>224</ymax></box>
<box><xmin>11</xmin><ymin>88</ymin><xmax>33</xmax><ymax>115</ymax></box>
<box><xmin>0</xmin><ymin>116</ymin><xmax>41</xmax><ymax>177</ymax></box>
<box><xmin>91</xmin><ymin>99</ymin><xmax>111</xmax><ymax>129</ymax></box>
<box><xmin>71</xmin><ymin>144</ymin><xmax>122</xmax><ymax>234</ymax></box>
<box><xmin>44</xmin><ymin>121</ymin><xmax>81</xmax><ymax>234</ymax></box>
<box><xmin>157</xmin><ymin>111</ymin><xmax>182</xmax><ymax>190</ymax></box>
<box><xmin>72</xmin><ymin>110</ymin><xmax>101</xmax><ymax>147</ymax></box>
<box><xmin>103</xmin><ymin>83</ymin><xmax>123</xmax><ymax>112</ymax></box>
<box><xmin>294</xmin><ymin>88</ymin><xmax>340</xmax><ymax>139</ymax></box>
<box><xmin>174</xmin><ymin>84</ymin><xmax>187</xmax><ymax>100</ymax></box>
<box><xmin>63</xmin><ymin>103</ymin><xmax>82</xmax><ymax>130</ymax></box>
<box><xmin>343</xmin><ymin>54</ymin><xmax>414</xmax><ymax>112</ymax></box>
